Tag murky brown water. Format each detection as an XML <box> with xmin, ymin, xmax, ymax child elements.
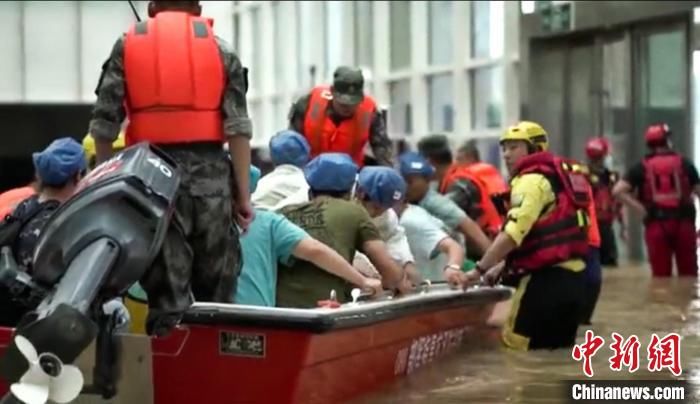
<box><xmin>356</xmin><ymin>264</ymin><xmax>700</xmax><ymax>403</ymax></box>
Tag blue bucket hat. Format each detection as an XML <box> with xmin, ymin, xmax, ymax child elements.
<box><xmin>33</xmin><ymin>137</ymin><xmax>87</xmax><ymax>186</ymax></box>
<box><xmin>269</xmin><ymin>130</ymin><xmax>311</xmax><ymax>168</ymax></box>
<box><xmin>249</xmin><ymin>165</ymin><xmax>261</xmax><ymax>194</ymax></box>
<box><xmin>357</xmin><ymin>166</ymin><xmax>406</xmax><ymax>208</ymax></box>
<box><xmin>304</xmin><ymin>153</ymin><xmax>358</xmax><ymax>192</ymax></box>
<box><xmin>398</xmin><ymin>151</ymin><xmax>435</xmax><ymax>177</ymax></box>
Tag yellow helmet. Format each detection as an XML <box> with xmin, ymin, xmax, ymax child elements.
<box><xmin>500</xmin><ymin>121</ymin><xmax>549</xmax><ymax>151</ymax></box>
<box><xmin>82</xmin><ymin>132</ymin><xmax>126</xmax><ymax>166</ymax></box>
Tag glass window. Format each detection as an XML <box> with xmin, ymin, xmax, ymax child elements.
<box><xmin>272</xmin><ymin>3</ymin><xmax>284</xmax><ymax>92</ymax></box>
<box><xmin>647</xmin><ymin>30</ymin><xmax>684</xmax><ymax>108</ymax></box>
<box><xmin>233</xmin><ymin>13</ymin><xmax>240</xmax><ymax>52</ymax></box>
<box><xmin>354</xmin><ymin>2</ymin><xmax>374</xmax><ymax>68</ymax></box>
<box><xmin>325</xmin><ymin>1</ymin><xmax>344</xmax><ymax>80</ymax></box>
<box><xmin>249</xmin><ymin>101</ymin><xmax>263</xmax><ymax>144</ymax></box>
<box><xmin>272</xmin><ymin>98</ymin><xmax>286</xmax><ymax>135</ymax></box>
<box><xmin>390</xmin><ymin>1</ymin><xmax>411</xmax><ymax>71</ymax></box>
<box><xmin>470</xmin><ymin>1</ymin><xmax>504</xmax><ymax>59</ymax></box>
<box><xmin>428</xmin><ymin>1</ymin><xmax>453</xmax><ymax>65</ymax></box>
<box><xmin>427</xmin><ymin>74</ymin><xmax>454</xmax><ymax>132</ymax></box>
<box><xmin>470</xmin><ymin>66</ymin><xmax>503</xmax><ymax>130</ymax></box>
<box><xmin>250</xmin><ymin>7</ymin><xmax>262</xmax><ymax>90</ymax></box>
<box><xmin>296</xmin><ymin>2</ymin><xmax>315</xmax><ymax>87</ymax></box>
<box><xmin>388</xmin><ymin>80</ymin><xmax>412</xmax><ymax>136</ymax></box>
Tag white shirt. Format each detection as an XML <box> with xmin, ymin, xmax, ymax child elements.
<box><xmin>372</xmin><ymin>209</ymin><xmax>414</xmax><ymax>266</ymax></box>
<box><xmin>252</xmin><ymin>165</ymin><xmax>310</xmax><ymax>211</ymax></box>
<box><xmin>399</xmin><ymin>204</ymin><xmax>451</xmax><ymax>281</ymax></box>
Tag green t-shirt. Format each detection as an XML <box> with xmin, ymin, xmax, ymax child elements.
<box><xmin>276</xmin><ymin>197</ymin><xmax>381</xmax><ymax>308</ymax></box>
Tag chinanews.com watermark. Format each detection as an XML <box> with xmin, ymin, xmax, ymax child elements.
<box><xmin>564</xmin><ymin>331</ymin><xmax>693</xmax><ymax>402</ymax></box>
<box><xmin>564</xmin><ymin>380</ymin><xmax>690</xmax><ymax>403</ymax></box>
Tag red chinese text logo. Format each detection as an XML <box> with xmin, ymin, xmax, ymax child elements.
<box><xmin>572</xmin><ymin>331</ymin><xmax>682</xmax><ymax>377</ymax></box>
<box><xmin>572</xmin><ymin>330</ymin><xmax>605</xmax><ymax>377</ymax></box>
<box><xmin>647</xmin><ymin>333</ymin><xmax>682</xmax><ymax>376</ymax></box>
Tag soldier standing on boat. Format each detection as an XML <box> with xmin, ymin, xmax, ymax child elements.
<box><xmin>471</xmin><ymin>121</ymin><xmax>590</xmax><ymax>350</ymax></box>
<box><xmin>288</xmin><ymin>66</ymin><xmax>393</xmax><ymax>167</ymax></box>
<box><xmin>89</xmin><ymin>0</ymin><xmax>253</xmax><ymax>336</ymax></box>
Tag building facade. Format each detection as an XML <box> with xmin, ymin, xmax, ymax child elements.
<box><xmin>234</xmin><ymin>0</ymin><xmax>521</xmax><ymax>165</ymax></box>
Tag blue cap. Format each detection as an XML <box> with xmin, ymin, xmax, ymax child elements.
<box><xmin>269</xmin><ymin>130</ymin><xmax>311</xmax><ymax>168</ymax></box>
<box><xmin>33</xmin><ymin>137</ymin><xmax>87</xmax><ymax>186</ymax></box>
<box><xmin>398</xmin><ymin>152</ymin><xmax>435</xmax><ymax>177</ymax></box>
<box><xmin>357</xmin><ymin>166</ymin><xmax>406</xmax><ymax>207</ymax></box>
<box><xmin>304</xmin><ymin>153</ymin><xmax>358</xmax><ymax>192</ymax></box>
<box><xmin>249</xmin><ymin>165</ymin><xmax>261</xmax><ymax>194</ymax></box>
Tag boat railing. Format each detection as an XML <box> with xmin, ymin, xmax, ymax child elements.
<box><xmin>182</xmin><ymin>283</ymin><xmax>511</xmax><ymax>333</ymax></box>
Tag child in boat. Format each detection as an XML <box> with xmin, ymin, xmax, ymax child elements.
<box><xmin>277</xmin><ymin>153</ymin><xmax>410</xmax><ymax>308</ymax></box>
<box><xmin>398</xmin><ymin>152</ymin><xmax>492</xmax><ymax>258</ymax></box>
<box><xmin>252</xmin><ymin>130</ymin><xmax>311</xmax><ymax>211</ymax></box>
<box><xmin>236</xmin><ymin>165</ymin><xmax>382</xmax><ymax>306</ymax></box>
<box><xmin>353</xmin><ymin>166</ymin><xmax>421</xmax><ymax>284</ymax></box>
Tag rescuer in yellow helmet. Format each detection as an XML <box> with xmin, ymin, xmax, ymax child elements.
<box><xmin>468</xmin><ymin>121</ymin><xmax>592</xmax><ymax>351</ymax></box>
<box><xmin>82</xmin><ymin>132</ymin><xmax>126</xmax><ymax>169</ymax></box>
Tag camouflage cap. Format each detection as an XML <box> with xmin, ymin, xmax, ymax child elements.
<box><xmin>332</xmin><ymin>66</ymin><xmax>364</xmax><ymax>106</ymax></box>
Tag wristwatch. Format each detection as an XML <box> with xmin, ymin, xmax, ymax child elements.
<box><xmin>443</xmin><ymin>264</ymin><xmax>461</xmax><ymax>272</ymax></box>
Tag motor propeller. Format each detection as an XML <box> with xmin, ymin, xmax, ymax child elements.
<box><xmin>9</xmin><ymin>335</ymin><xmax>83</xmax><ymax>404</ymax></box>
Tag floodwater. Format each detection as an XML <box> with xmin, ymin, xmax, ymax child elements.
<box><xmin>356</xmin><ymin>264</ymin><xmax>700</xmax><ymax>403</ymax></box>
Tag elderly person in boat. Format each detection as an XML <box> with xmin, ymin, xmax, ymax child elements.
<box><xmin>396</xmin><ymin>201</ymin><xmax>468</xmax><ymax>287</ymax></box>
<box><xmin>398</xmin><ymin>151</ymin><xmax>492</xmax><ymax>258</ymax></box>
<box><xmin>252</xmin><ymin>130</ymin><xmax>311</xmax><ymax>211</ymax></box>
<box><xmin>353</xmin><ymin>166</ymin><xmax>421</xmax><ymax>284</ymax></box>
<box><xmin>235</xmin><ymin>165</ymin><xmax>382</xmax><ymax>306</ymax></box>
<box><xmin>277</xmin><ymin>153</ymin><xmax>410</xmax><ymax>308</ymax></box>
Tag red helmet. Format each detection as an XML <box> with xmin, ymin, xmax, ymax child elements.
<box><xmin>644</xmin><ymin>123</ymin><xmax>670</xmax><ymax>145</ymax></box>
<box><xmin>585</xmin><ymin>137</ymin><xmax>609</xmax><ymax>159</ymax></box>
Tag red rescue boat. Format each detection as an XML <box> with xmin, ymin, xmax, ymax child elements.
<box><xmin>0</xmin><ymin>284</ymin><xmax>510</xmax><ymax>404</ymax></box>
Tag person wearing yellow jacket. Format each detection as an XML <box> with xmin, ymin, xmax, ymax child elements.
<box><xmin>470</xmin><ymin>121</ymin><xmax>590</xmax><ymax>351</ymax></box>
<box><xmin>82</xmin><ymin>131</ymin><xmax>126</xmax><ymax>169</ymax></box>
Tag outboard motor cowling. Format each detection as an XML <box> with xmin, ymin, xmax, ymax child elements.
<box><xmin>0</xmin><ymin>142</ymin><xmax>180</xmax><ymax>404</ymax></box>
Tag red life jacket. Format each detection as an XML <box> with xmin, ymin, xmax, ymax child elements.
<box><xmin>303</xmin><ymin>86</ymin><xmax>376</xmax><ymax>166</ymax></box>
<box><xmin>466</xmin><ymin>162</ymin><xmax>508</xmax><ymax>195</ymax></box>
<box><xmin>588</xmin><ymin>169</ymin><xmax>618</xmax><ymax>223</ymax></box>
<box><xmin>440</xmin><ymin>165</ymin><xmax>503</xmax><ymax>236</ymax></box>
<box><xmin>641</xmin><ymin>152</ymin><xmax>693</xmax><ymax>210</ymax></box>
<box><xmin>506</xmin><ymin>152</ymin><xmax>591</xmax><ymax>272</ymax></box>
<box><xmin>123</xmin><ymin>12</ymin><xmax>225</xmax><ymax>146</ymax></box>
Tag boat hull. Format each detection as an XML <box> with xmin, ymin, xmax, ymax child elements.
<box><xmin>0</xmin><ymin>286</ymin><xmax>510</xmax><ymax>404</ymax></box>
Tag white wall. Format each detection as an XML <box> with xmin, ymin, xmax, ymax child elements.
<box><xmin>0</xmin><ymin>0</ymin><xmax>233</xmax><ymax>103</ymax></box>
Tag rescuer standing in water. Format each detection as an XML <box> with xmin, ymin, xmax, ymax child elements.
<box><xmin>613</xmin><ymin>123</ymin><xmax>700</xmax><ymax>277</ymax></box>
<box><xmin>471</xmin><ymin>121</ymin><xmax>591</xmax><ymax>350</ymax></box>
<box><xmin>584</xmin><ymin>137</ymin><xmax>624</xmax><ymax>267</ymax></box>
<box><xmin>288</xmin><ymin>66</ymin><xmax>393</xmax><ymax>167</ymax></box>
<box><xmin>89</xmin><ymin>0</ymin><xmax>253</xmax><ymax>335</ymax></box>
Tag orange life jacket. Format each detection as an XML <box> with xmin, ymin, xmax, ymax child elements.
<box><xmin>303</xmin><ymin>86</ymin><xmax>376</xmax><ymax>166</ymax></box>
<box><xmin>466</xmin><ymin>162</ymin><xmax>508</xmax><ymax>195</ymax></box>
<box><xmin>506</xmin><ymin>152</ymin><xmax>591</xmax><ymax>272</ymax></box>
<box><xmin>0</xmin><ymin>186</ymin><xmax>36</xmax><ymax>219</ymax></box>
<box><xmin>584</xmin><ymin>176</ymin><xmax>601</xmax><ymax>248</ymax></box>
<box><xmin>439</xmin><ymin>165</ymin><xmax>503</xmax><ymax>236</ymax></box>
<box><xmin>123</xmin><ymin>11</ymin><xmax>225</xmax><ymax>146</ymax></box>
<box><xmin>588</xmin><ymin>168</ymin><xmax>619</xmax><ymax>224</ymax></box>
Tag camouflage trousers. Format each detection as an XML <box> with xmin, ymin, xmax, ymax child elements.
<box><xmin>139</xmin><ymin>145</ymin><xmax>242</xmax><ymax>336</ymax></box>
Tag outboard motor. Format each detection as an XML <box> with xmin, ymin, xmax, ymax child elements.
<box><xmin>0</xmin><ymin>142</ymin><xmax>180</xmax><ymax>404</ymax></box>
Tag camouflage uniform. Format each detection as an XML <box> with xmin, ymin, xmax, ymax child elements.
<box><xmin>288</xmin><ymin>96</ymin><xmax>393</xmax><ymax>167</ymax></box>
<box><xmin>88</xmin><ymin>33</ymin><xmax>251</xmax><ymax>335</ymax></box>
